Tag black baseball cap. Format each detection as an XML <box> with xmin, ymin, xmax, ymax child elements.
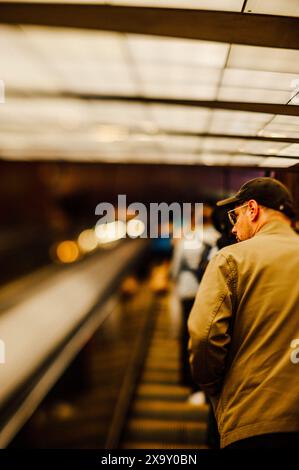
<box><xmin>216</xmin><ymin>177</ymin><xmax>296</xmax><ymax>219</ymax></box>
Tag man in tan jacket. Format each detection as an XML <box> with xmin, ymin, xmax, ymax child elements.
<box><xmin>188</xmin><ymin>177</ymin><xmax>299</xmax><ymax>448</ymax></box>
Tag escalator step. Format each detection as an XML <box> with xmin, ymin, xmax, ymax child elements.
<box><xmin>136</xmin><ymin>384</ymin><xmax>190</xmax><ymax>401</ymax></box>
<box><xmin>122</xmin><ymin>441</ymin><xmax>208</xmax><ymax>449</ymax></box>
<box><xmin>131</xmin><ymin>401</ymin><xmax>208</xmax><ymax>421</ymax></box>
<box><xmin>144</xmin><ymin>363</ymin><xmax>179</xmax><ymax>372</ymax></box>
<box><xmin>124</xmin><ymin>418</ymin><xmax>207</xmax><ymax>445</ymax></box>
<box><xmin>141</xmin><ymin>371</ymin><xmax>180</xmax><ymax>385</ymax></box>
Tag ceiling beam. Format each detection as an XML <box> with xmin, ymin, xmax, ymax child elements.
<box><xmin>9</xmin><ymin>90</ymin><xmax>299</xmax><ymax>116</ymax></box>
<box><xmin>195</xmin><ymin>150</ymin><xmax>299</xmax><ymax>160</ymax></box>
<box><xmin>0</xmin><ymin>154</ymin><xmax>297</xmax><ymax>171</ymax></box>
<box><xmin>162</xmin><ymin>131</ymin><xmax>299</xmax><ymax>145</ymax></box>
<box><xmin>1</xmin><ymin>3</ymin><xmax>299</xmax><ymax>49</ymax></box>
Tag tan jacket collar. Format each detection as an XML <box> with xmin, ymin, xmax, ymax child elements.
<box><xmin>254</xmin><ymin>219</ymin><xmax>296</xmax><ymax>238</ymax></box>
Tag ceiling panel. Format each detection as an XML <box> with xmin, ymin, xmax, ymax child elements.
<box><xmin>200</xmin><ymin>137</ymin><xmax>244</xmax><ymax>152</ymax></box>
<box><xmin>209</xmin><ymin>110</ymin><xmax>272</xmax><ymax>136</ymax></box>
<box><xmin>288</xmin><ymin>93</ymin><xmax>299</xmax><ymax>105</ymax></box>
<box><xmin>143</xmin><ymin>84</ymin><xmax>218</xmax><ymax>99</ymax></box>
<box><xmin>239</xmin><ymin>141</ymin><xmax>287</xmax><ymax>155</ymax></box>
<box><xmin>0</xmin><ymin>26</ymin><xmax>59</xmax><ymax>92</ymax></box>
<box><xmin>222</xmin><ymin>69</ymin><xmax>299</xmax><ymax>94</ymax></box>
<box><xmin>279</xmin><ymin>144</ymin><xmax>299</xmax><ymax>157</ymax></box>
<box><xmin>198</xmin><ymin>154</ymin><xmax>231</xmax><ymax>166</ymax></box>
<box><xmin>261</xmin><ymin>129</ymin><xmax>299</xmax><ymax>139</ymax></box>
<box><xmin>261</xmin><ymin>157</ymin><xmax>299</xmax><ymax>167</ymax></box>
<box><xmin>127</xmin><ymin>35</ymin><xmax>229</xmax><ymax>68</ymax></box>
<box><xmin>0</xmin><ymin>20</ymin><xmax>299</xmax><ymax>169</ymax></box>
<box><xmin>150</xmin><ymin>105</ymin><xmax>211</xmax><ymax>132</ymax></box>
<box><xmin>0</xmin><ymin>80</ymin><xmax>4</xmax><ymax>104</ymax></box>
<box><xmin>150</xmin><ymin>135</ymin><xmax>202</xmax><ymax>152</ymax></box>
<box><xmin>261</xmin><ymin>115</ymin><xmax>299</xmax><ymax>138</ymax></box>
<box><xmin>228</xmin><ymin>155</ymin><xmax>265</xmax><ymax>166</ymax></box>
<box><xmin>220</xmin><ymin>60</ymin><xmax>298</xmax><ymax>104</ymax></box>
<box><xmin>228</xmin><ymin>45</ymin><xmax>299</xmax><ymax>74</ymax></box>
<box><xmin>136</xmin><ymin>63</ymin><xmax>221</xmax><ymax>99</ymax></box>
<box><xmin>0</xmin><ymin>25</ymin><xmax>140</xmax><ymax>94</ymax></box>
<box><xmin>245</xmin><ymin>0</ymin><xmax>299</xmax><ymax>18</ymax></box>
<box><xmin>23</xmin><ymin>26</ymin><xmax>126</xmax><ymax>62</ymax></box>
<box><xmin>131</xmin><ymin>153</ymin><xmax>198</xmax><ymax>165</ymax></box>
<box><xmin>90</xmin><ymin>102</ymin><xmax>149</xmax><ymax>127</ymax></box>
<box><xmin>17</xmin><ymin>26</ymin><xmax>137</xmax><ymax>94</ymax></box>
<box><xmin>196</xmin><ymin>154</ymin><xmax>264</xmax><ymax>166</ymax></box>
<box><xmin>53</xmin><ymin>63</ymin><xmax>136</xmax><ymax>94</ymax></box>
<box><xmin>0</xmin><ymin>98</ymin><xmax>89</xmax><ymax>131</ymax></box>
<box><xmin>135</xmin><ymin>64</ymin><xmax>221</xmax><ymax>85</ymax></box>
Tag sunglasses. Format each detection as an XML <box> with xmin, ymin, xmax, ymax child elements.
<box><xmin>227</xmin><ymin>203</ymin><xmax>249</xmax><ymax>226</ymax></box>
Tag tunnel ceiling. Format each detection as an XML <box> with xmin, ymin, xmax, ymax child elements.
<box><xmin>0</xmin><ymin>1</ymin><xmax>299</xmax><ymax>169</ymax></box>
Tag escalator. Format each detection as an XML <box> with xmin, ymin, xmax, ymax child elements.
<box><xmin>8</xmin><ymin>261</ymin><xmax>209</xmax><ymax>449</ymax></box>
<box><xmin>120</xmin><ymin>292</ymin><xmax>209</xmax><ymax>449</ymax></box>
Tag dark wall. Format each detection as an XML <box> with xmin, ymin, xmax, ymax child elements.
<box><xmin>275</xmin><ymin>171</ymin><xmax>299</xmax><ymax>218</ymax></box>
<box><xmin>0</xmin><ymin>161</ymin><xmax>265</xmax><ymax>226</ymax></box>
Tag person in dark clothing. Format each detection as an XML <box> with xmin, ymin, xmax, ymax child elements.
<box><xmin>171</xmin><ymin>205</ymin><xmax>219</xmax><ymax>394</ymax></box>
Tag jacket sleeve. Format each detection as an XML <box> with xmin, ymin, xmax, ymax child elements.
<box><xmin>187</xmin><ymin>252</ymin><xmax>236</xmax><ymax>397</ymax></box>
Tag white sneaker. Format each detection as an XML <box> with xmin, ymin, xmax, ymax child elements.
<box><xmin>187</xmin><ymin>391</ymin><xmax>206</xmax><ymax>406</ymax></box>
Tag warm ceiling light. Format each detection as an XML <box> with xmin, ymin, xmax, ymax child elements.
<box><xmin>140</xmin><ymin>121</ymin><xmax>159</xmax><ymax>135</ymax></box>
<box><xmin>261</xmin><ymin>157</ymin><xmax>299</xmax><ymax>168</ymax></box>
<box><xmin>77</xmin><ymin>229</ymin><xmax>98</xmax><ymax>253</ymax></box>
<box><xmin>95</xmin><ymin>221</ymin><xmax>126</xmax><ymax>244</ymax></box>
<box><xmin>268</xmin><ymin>132</ymin><xmax>287</xmax><ymax>138</ymax></box>
<box><xmin>56</xmin><ymin>241</ymin><xmax>80</xmax><ymax>263</ymax></box>
<box><xmin>127</xmin><ymin>219</ymin><xmax>146</xmax><ymax>238</ymax></box>
<box><xmin>94</xmin><ymin>125</ymin><xmax>129</xmax><ymax>143</ymax></box>
<box><xmin>266</xmin><ymin>148</ymin><xmax>279</xmax><ymax>155</ymax></box>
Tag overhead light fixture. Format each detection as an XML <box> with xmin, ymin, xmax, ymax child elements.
<box><xmin>261</xmin><ymin>157</ymin><xmax>299</xmax><ymax>168</ymax></box>
<box><xmin>140</xmin><ymin>121</ymin><xmax>159</xmax><ymax>135</ymax></box>
<box><xmin>268</xmin><ymin>132</ymin><xmax>287</xmax><ymax>138</ymax></box>
<box><xmin>266</xmin><ymin>148</ymin><xmax>279</xmax><ymax>155</ymax></box>
<box><xmin>95</xmin><ymin>221</ymin><xmax>126</xmax><ymax>244</ymax></box>
<box><xmin>127</xmin><ymin>219</ymin><xmax>146</xmax><ymax>238</ymax></box>
<box><xmin>56</xmin><ymin>241</ymin><xmax>80</xmax><ymax>264</ymax></box>
<box><xmin>94</xmin><ymin>125</ymin><xmax>129</xmax><ymax>143</ymax></box>
<box><xmin>77</xmin><ymin>229</ymin><xmax>98</xmax><ymax>253</ymax></box>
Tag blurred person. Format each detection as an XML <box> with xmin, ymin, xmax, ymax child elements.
<box><xmin>150</xmin><ymin>221</ymin><xmax>173</xmax><ymax>263</ymax></box>
<box><xmin>149</xmin><ymin>260</ymin><xmax>170</xmax><ymax>295</ymax></box>
<box><xmin>188</xmin><ymin>177</ymin><xmax>299</xmax><ymax>449</ymax></box>
<box><xmin>171</xmin><ymin>204</ymin><xmax>219</xmax><ymax>397</ymax></box>
<box><xmin>120</xmin><ymin>275</ymin><xmax>139</xmax><ymax>298</ymax></box>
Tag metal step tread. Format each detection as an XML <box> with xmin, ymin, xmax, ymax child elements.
<box><xmin>131</xmin><ymin>400</ymin><xmax>209</xmax><ymax>421</ymax></box>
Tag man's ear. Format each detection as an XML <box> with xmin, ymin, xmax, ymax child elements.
<box><xmin>248</xmin><ymin>199</ymin><xmax>259</xmax><ymax>221</ymax></box>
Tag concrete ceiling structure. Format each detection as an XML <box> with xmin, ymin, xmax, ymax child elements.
<box><xmin>0</xmin><ymin>1</ymin><xmax>299</xmax><ymax>169</ymax></box>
